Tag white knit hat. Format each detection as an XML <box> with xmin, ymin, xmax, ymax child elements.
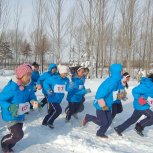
<box><xmin>58</xmin><ymin>65</ymin><xmax>69</xmax><ymax>74</ymax></box>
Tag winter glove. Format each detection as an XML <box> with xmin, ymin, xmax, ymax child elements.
<box><xmin>86</xmin><ymin>88</ymin><xmax>91</xmax><ymax>94</ymax></box>
<box><xmin>102</xmin><ymin>106</ymin><xmax>109</xmax><ymax>111</ymax></box>
<box><xmin>47</xmin><ymin>89</ymin><xmax>54</xmax><ymax>96</ymax></box>
<box><xmin>8</xmin><ymin>104</ymin><xmax>18</xmax><ymax>117</ymax></box>
<box><xmin>138</xmin><ymin>96</ymin><xmax>147</xmax><ymax>105</ymax></box>
<box><xmin>117</xmin><ymin>93</ymin><xmax>124</xmax><ymax>100</ymax></box>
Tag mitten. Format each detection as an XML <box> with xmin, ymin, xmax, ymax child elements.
<box><xmin>8</xmin><ymin>104</ymin><xmax>18</xmax><ymax>117</ymax></box>
<box><xmin>102</xmin><ymin>106</ymin><xmax>109</xmax><ymax>111</ymax></box>
<box><xmin>138</xmin><ymin>96</ymin><xmax>147</xmax><ymax>105</ymax></box>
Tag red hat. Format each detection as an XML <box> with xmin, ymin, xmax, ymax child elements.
<box><xmin>16</xmin><ymin>64</ymin><xmax>32</xmax><ymax>79</ymax></box>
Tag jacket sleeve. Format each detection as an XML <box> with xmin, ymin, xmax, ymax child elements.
<box><xmin>0</xmin><ymin>86</ymin><xmax>14</xmax><ymax>109</ymax></box>
<box><xmin>74</xmin><ymin>87</ymin><xmax>87</xmax><ymax>95</ymax></box>
<box><xmin>29</xmin><ymin>90</ymin><xmax>37</xmax><ymax>101</ymax></box>
<box><xmin>43</xmin><ymin>78</ymin><xmax>53</xmax><ymax>94</ymax></box>
<box><xmin>95</xmin><ymin>79</ymin><xmax>115</xmax><ymax>100</ymax></box>
<box><xmin>37</xmin><ymin>73</ymin><xmax>46</xmax><ymax>85</ymax></box>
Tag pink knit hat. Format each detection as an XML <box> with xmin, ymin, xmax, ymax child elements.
<box><xmin>16</xmin><ymin>64</ymin><xmax>32</xmax><ymax>79</ymax></box>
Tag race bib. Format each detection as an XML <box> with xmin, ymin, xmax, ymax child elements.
<box><xmin>17</xmin><ymin>102</ymin><xmax>30</xmax><ymax>115</ymax></box>
<box><xmin>54</xmin><ymin>85</ymin><xmax>66</xmax><ymax>93</ymax></box>
<box><xmin>79</xmin><ymin>85</ymin><xmax>83</xmax><ymax>90</ymax></box>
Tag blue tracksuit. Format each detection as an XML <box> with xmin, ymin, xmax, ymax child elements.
<box><xmin>42</xmin><ymin>74</ymin><xmax>70</xmax><ymax>125</ymax></box>
<box><xmin>0</xmin><ymin>80</ymin><xmax>37</xmax><ymax>122</ymax></box>
<box><xmin>37</xmin><ymin>63</ymin><xmax>57</xmax><ymax>94</ymax></box>
<box><xmin>66</xmin><ymin>76</ymin><xmax>87</xmax><ymax>120</ymax></box>
<box><xmin>93</xmin><ymin>64</ymin><xmax>123</xmax><ymax>111</ymax></box>
<box><xmin>67</xmin><ymin>76</ymin><xmax>87</xmax><ymax>103</ymax></box>
<box><xmin>116</xmin><ymin>77</ymin><xmax>153</xmax><ymax>133</ymax></box>
<box><xmin>85</xmin><ymin>64</ymin><xmax>122</xmax><ymax>137</ymax></box>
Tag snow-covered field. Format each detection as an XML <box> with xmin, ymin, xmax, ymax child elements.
<box><xmin>0</xmin><ymin>77</ymin><xmax>153</xmax><ymax>153</ymax></box>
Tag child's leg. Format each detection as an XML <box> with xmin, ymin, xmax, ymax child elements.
<box><xmin>138</xmin><ymin>109</ymin><xmax>153</xmax><ymax>129</ymax></box>
<box><xmin>96</xmin><ymin>111</ymin><xmax>112</xmax><ymax>137</ymax></box>
<box><xmin>115</xmin><ymin>110</ymin><xmax>142</xmax><ymax>133</ymax></box>
<box><xmin>77</xmin><ymin>97</ymin><xmax>85</xmax><ymax>113</ymax></box>
<box><xmin>85</xmin><ymin>110</ymin><xmax>110</xmax><ymax>126</ymax></box>
<box><xmin>47</xmin><ymin>103</ymin><xmax>62</xmax><ymax>125</ymax></box>
<box><xmin>66</xmin><ymin>102</ymin><xmax>75</xmax><ymax>120</ymax></box>
<box><xmin>42</xmin><ymin>103</ymin><xmax>54</xmax><ymax>125</ymax></box>
<box><xmin>40</xmin><ymin>96</ymin><xmax>48</xmax><ymax>108</ymax></box>
<box><xmin>74</xmin><ymin>102</ymin><xmax>82</xmax><ymax>114</ymax></box>
<box><xmin>1</xmin><ymin>123</ymin><xmax>24</xmax><ymax>152</ymax></box>
<box><xmin>112</xmin><ymin>103</ymin><xmax>118</xmax><ymax>119</ymax></box>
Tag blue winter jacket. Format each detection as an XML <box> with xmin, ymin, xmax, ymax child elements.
<box><xmin>67</xmin><ymin>76</ymin><xmax>87</xmax><ymax>103</ymax></box>
<box><xmin>0</xmin><ymin>80</ymin><xmax>37</xmax><ymax>122</ymax></box>
<box><xmin>93</xmin><ymin>64</ymin><xmax>122</xmax><ymax>110</ymax></box>
<box><xmin>37</xmin><ymin>63</ymin><xmax>57</xmax><ymax>94</ymax></box>
<box><xmin>29</xmin><ymin>71</ymin><xmax>40</xmax><ymax>91</ymax></box>
<box><xmin>43</xmin><ymin>74</ymin><xmax>70</xmax><ymax>103</ymax></box>
<box><xmin>32</xmin><ymin>70</ymin><xmax>40</xmax><ymax>83</ymax></box>
<box><xmin>132</xmin><ymin>77</ymin><xmax>153</xmax><ymax>110</ymax></box>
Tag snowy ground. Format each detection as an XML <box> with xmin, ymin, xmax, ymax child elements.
<box><xmin>0</xmin><ymin>77</ymin><xmax>153</xmax><ymax>153</ymax></box>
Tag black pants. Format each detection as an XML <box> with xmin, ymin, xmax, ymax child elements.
<box><xmin>65</xmin><ymin>97</ymin><xmax>85</xmax><ymax>114</ymax></box>
<box><xmin>1</xmin><ymin>123</ymin><xmax>24</xmax><ymax>152</ymax></box>
<box><xmin>42</xmin><ymin>103</ymin><xmax>62</xmax><ymax>125</ymax></box>
<box><xmin>40</xmin><ymin>96</ymin><xmax>48</xmax><ymax>108</ymax></box>
<box><xmin>112</xmin><ymin>103</ymin><xmax>123</xmax><ymax>119</ymax></box>
<box><xmin>66</xmin><ymin>102</ymin><xmax>81</xmax><ymax>120</ymax></box>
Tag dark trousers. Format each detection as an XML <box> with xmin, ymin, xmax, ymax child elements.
<box><xmin>112</xmin><ymin>103</ymin><xmax>123</xmax><ymax>119</ymax></box>
<box><xmin>1</xmin><ymin>123</ymin><xmax>24</xmax><ymax>152</ymax></box>
<box><xmin>40</xmin><ymin>96</ymin><xmax>48</xmax><ymax>108</ymax></box>
<box><xmin>86</xmin><ymin>110</ymin><xmax>112</xmax><ymax>136</ymax></box>
<box><xmin>66</xmin><ymin>102</ymin><xmax>81</xmax><ymax>120</ymax></box>
<box><xmin>65</xmin><ymin>97</ymin><xmax>85</xmax><ymax>114</ymax></box>
<box><xmin>116</xmin><ymin>109</ymin><xmax>153</xmax><ymax>133</ymax></box>
<box><xmin>42</xmin><ymin>103</ymin><xmax>62</xmax><ymax>125</ymax></box>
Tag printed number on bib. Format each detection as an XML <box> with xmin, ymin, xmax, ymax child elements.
<box><xmin>17</xmin><ymin>102</ymin><xmax>30</xmax><ymax>115</ymax></box>
<box><xmin>54</xmin><ymin>85</ymin><xmax>66</xmax><ymax>93</ymax></box>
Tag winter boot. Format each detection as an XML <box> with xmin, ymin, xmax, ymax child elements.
<box><xmin>47</xmin><ymin>123</ymin><xmax>54</xmax><ymax>129</ymax></box>
<box><xmin>97</xmin><ymin>135</ymin><xmax>108</xmax><ymax>139</ymax></box>
<box><xmin>135</xmin><ymin>123</ymin><xmax>144</xmax><ymax>137</ymax></box>
<box><xmin>114</xmin><ymin>127</ymin><xmax>122</xmax><ymax>136</ymax></box>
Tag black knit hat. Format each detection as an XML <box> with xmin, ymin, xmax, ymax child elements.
<box><xmin>32</xmin><ymin>62</ymin><xmax>39</xmax><ymax>67</ymax></box>
<box><xmin>123</xmin><ymin>72</ymin><xmax>130</xmax><ymax>78</ymax></box>
<box><xmin>148</xmin><ymin>73</ymin><xmax>153</xmax><ymax>82</ymax></box>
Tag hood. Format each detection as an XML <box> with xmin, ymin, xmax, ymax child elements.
<box><xmin>48</xmin><ymin>63</ymin><xmax>57</xmax><ymax>72</ymax></box>
<box><xmin>140</xmin><ymin>77</ymin><xmax>153</xmax><ymax>88</ymax></box>
<box><xmin>110</xmin><ymin>64</ymin><xmax>122</xmax><ymax>80</ymax></box>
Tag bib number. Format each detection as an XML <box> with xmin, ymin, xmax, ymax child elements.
<box><xmin>17</xmin><ymin>102</ymin><xmax>30</xmax><ymax>115</ymax></box>
<box><xmin>54</xmin><ymin>85</ymin><xmax>66</xmax><ymax>93</ymax></box>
